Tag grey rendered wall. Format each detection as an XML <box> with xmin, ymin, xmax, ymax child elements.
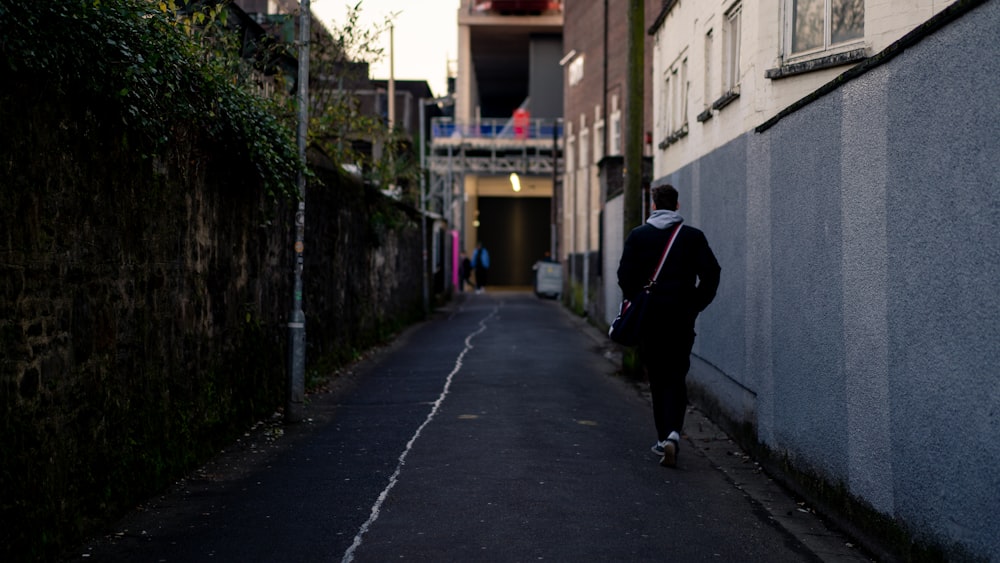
<box><xmin>879</xmin><ymin>1</ymin><xmax>999</xmax><ymax>552</ymax></box>
<box><xmin>650</xmin><ymin>1</ymin><xmax>1000</xmax><ymax>558</ymax></box>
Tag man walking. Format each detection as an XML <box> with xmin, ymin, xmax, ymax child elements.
<box><xmin>472</xmin><ymin>242</ymin><xmax>490</xmax><ymax>294</ymax></box>
<box><xmin>616</xmin><ymin>184</ymin><xmax>720</xmax><ymax>467</ymax></box>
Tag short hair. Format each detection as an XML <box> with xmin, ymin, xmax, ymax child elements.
<box><xmin>651</xmin><ymin>184</ymin><xmax>679</xmax><ymax>211</ymax></box>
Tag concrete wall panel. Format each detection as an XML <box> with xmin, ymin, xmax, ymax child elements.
<box><xmin>745</xmin><ymin>132</ymin><xmax>775</xmax><ymax>444</ymax></box>
<box><xmin>882</xmin><ymin>0</ymin><xmax>1000</xmax><ymax>550</ymax></box>
<box><xmin>768</xmin><ymin>94</ymin><xmax>849</xmax><ymax>478</ymax></box>
<box><xmin>840</xmin><ymin>66</ymin><xmax>894</xmax><ymax>515</ymax></box>
<box><xmin>644</xmin><ymin>1</ymin><xmax>1000</xmax><ymax>557</ymax></box>
<box><xmin>690</xmin><ymin>139</ymin><xmax>748</xmax><ymax>387</ymax></box>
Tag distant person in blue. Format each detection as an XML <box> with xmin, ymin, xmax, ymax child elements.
<box><xmin>471</xmin><ymin>242</ymin><xmax>490</xmax><ymax>294</ymax></box>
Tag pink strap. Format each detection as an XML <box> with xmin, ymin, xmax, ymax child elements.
<box><xmin>647</xmin><ymin>223</ymin><xmax>682</xmax><ymax>287</ymax></box>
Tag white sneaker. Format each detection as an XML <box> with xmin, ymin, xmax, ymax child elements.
<box><xmin>660</xmin><ymin>438</ymin><xmax>679</xmax><ymax>468</ymax></box>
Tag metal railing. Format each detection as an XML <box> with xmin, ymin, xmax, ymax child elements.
<box><xmin>470</xmin><ymin>0</ymin><xmax>563</xmax><ymax>14</ymax></box>
<box><xmin>431</xmin><ymin>117</ymin><xmax>563</xmax><ymax>141</ymax></box>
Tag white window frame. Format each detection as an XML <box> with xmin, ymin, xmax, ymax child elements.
<box><xmin>680</xmin><ymin>57</ymin><xmax>688</xmax><ymax>129</ymax></box>
<box><xmin>704</xmin><ymin>28</ymin><xmax>714</xmax><ymax>109</ymax></box>
<box><xmin>660</xmin><ymin>52</ymin><xmax>690</xmax><ymax>149</ymax></box>
<box><xmin>784</xmin><ymin>0</ymin><xmax>865</xmax><ymax>59</ymax></box>
<box><xmin>568</xmin><ymin>55</ymin><xmax>585</xmax><ymax>87</ymax></box>
<box><xmin>723</xmin><ymin>3</ymin><xmax>742</xmax><ymax>95</ymax></box>
<box><xmin>661</xmin><ymin>71</ymin><xmax>671</xmax><ymax>141</ymax></box>
<box><xmin>593</xmin><ymin>105</ymin><xmax>604</xmax><ymax>164</ymax></box>
<box><xmin>565</xmin><ymin>122</ymin><xmax>575</xmax><ymax>176</ymax></box>
<box><xmin>609</xmin><ymin>95</ymin><xmax>622</xmax><ymax>156</ymax></box>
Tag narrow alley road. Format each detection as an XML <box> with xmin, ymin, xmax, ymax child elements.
<box><xmin>71</xmin><ymin>292</ymin><xmax>863</xmax><ymax>562</ymax></box>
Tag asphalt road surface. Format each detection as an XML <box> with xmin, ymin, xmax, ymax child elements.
<box><xmin>70</xmin><ymin>291</ymin><xmax>866</xmax><ymax>562</ymax></box>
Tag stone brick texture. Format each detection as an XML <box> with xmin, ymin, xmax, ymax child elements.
<box><xmin>0</xmin><ymin>81</ymin><xmax>423</xmax><ymax>560</ymax></box>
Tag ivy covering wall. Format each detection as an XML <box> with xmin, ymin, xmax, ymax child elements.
<box><xmin>0</xmin><ymin>2</ymin><xmax>424</xmax><ymax>559</ymax></box>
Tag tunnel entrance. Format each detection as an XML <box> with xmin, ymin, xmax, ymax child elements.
<box><xmin>475</xmin><ymin>196</ymin><xmax>551</xmax><ymax>287</ymax></box>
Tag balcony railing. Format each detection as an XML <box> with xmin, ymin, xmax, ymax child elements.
<box><xmin>471</xmin><ymin>0</ymin><xmax>562</xmax><ymax>15</ymax></box>
<box><xmin>431</xmin><ymin>117</ymin><xmax>562</xmax><ymax>141</ymax></box>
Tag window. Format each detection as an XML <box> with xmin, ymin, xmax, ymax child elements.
<box><xmin>789</xmin><ymin>0</ymin><xmax>864</xmax><ymax>56</ymax></box>
<box><xmin>568</xmin><ymin>55</ymin><xmax>585</xmax><ymax>87</ymax></box>
<box><xmin>593</xmin><ymin>106</ymin><xmax>604</xmax><ymax>163</ymax></box>
<box><xmin>680</xmin><ymin>57</ymin><xmax>689</xmax><ymax>128</ymax></box>
<box><xmin>723</xmin><ymin>4</ymin><xmax>741</xmax><ymax>94</ymax></box>
<box><xmin>698</xmin><ymin>28</ymin><xmax>715</xmax><ymax>122</ymax></box>
<box><xmin>659</xmin><ymin>53</ymin><xmax>689</xmax><ymax>149</ymax></box>
<box><xmin>565</xmin><ymin>123</ymin><xmax>575</xmax><ymax>175</ymax></box>
<box><xmin>662</xmin><ymin>72</ymin><xmax>671</xmax><ymax>139</ymax></box>
<box><xmin>671</xmin><ymin>67</ymin><xmax>681</xmax><ymax>132</ymax></box>
<box><xmin>609</xmin><ymin>95</ymin><xmax>622</xmax><ymax>155</ymax></box>
<box><xmin>609</xmin><ymin>114</ymin><xmax>621</xmax><ymax>155</ymax></box>
<box><xmin>704</xmin><ymin>28</ymin><xmax>714</xmax><ymax>107</ymax></box>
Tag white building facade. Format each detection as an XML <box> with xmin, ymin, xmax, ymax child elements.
<box><xmin>651</xmin><ymin>0</ymin><xmax>958</xmax><ymax>177</ymax></box>
<box><xmin>647</xmin><ymin>0</ymin><xmax>999</xmax><ymax>559</ymax></box>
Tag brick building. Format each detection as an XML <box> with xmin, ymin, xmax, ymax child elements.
<box><xmin>559</xmin><ymin>0</ymin><xmax>660</xmax><ymax>317</ymax></box>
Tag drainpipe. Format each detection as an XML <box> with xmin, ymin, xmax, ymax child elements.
<box><xmin>624</xmin><ymin>0</ymin><xmax>644</xmax><ymax>238</ymax></box>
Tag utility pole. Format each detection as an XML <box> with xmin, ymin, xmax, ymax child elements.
<box><xmin>550</xmin><ymin>118</ymin><xmax>559</xmax><ymax>259</ymax></box>
<box><xmin>388</xmin><ymin>24</ymin><xmax>396</xmax><ymax>131</ymax></box>
<box><xmin>419</xmin><ymin>98</ymin><xmax>430</xmax><ymax>316</ymax></box>
<box><xmin>287</xmin><ymin>0</ymin><xmax>310</xmax><ymax>423</ymax></box>
<box><xmin>418</xmin><ymin>95</ymin><xmax>454</xmax><ymax>314</ymax></box>
<box><xmin>624</xmin><ymin>0</ymin><xmax>644</xmax><ymax>238</ymax></box>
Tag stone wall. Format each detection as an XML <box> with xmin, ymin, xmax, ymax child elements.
<box><xmin>0</xmin><ymin>83</ymin><xmax>423</xmax><ymax>560</ymax></box>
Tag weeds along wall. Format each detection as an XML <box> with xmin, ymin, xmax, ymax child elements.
<box><xmin>0</xmin><ymin>83</ymin><xmax>423</xmax><ymax>560</ymax></box>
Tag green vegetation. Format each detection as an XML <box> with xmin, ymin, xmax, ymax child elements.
<box><xmin>308</xmin><ymin>3</ymin><xmax>422</xmax><ymax>204</ymax></box>
<box><xmin>0</xmin><ymin>3</ymin><xmax>427</xmax><ymax>560</ymax></box>
<box><xmin>0</xmin><ymin>0</ymin><xmax>301</xmax><ymax>200</ymax></box>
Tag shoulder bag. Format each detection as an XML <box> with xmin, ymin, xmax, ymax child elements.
<box><xmin>608</xmin><ymin>223</ymin><xmax>682</xmax><ymax>346</ymax></box>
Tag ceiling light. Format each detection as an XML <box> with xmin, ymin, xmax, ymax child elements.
<box><xmin>509</xmin><ymin>172</ymin><xmax>521</xmax><ymax>192</ymax></box>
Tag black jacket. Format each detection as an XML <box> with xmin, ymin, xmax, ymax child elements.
<box><xmin>617</xmin><ymin>221</ymin><xmax>721</xmax><ymax>329</ymax></box>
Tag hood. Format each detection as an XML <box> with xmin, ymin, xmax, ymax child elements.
<box><xmin>646</xmin><ymin>209</ymin><xmax>683</xmax><ymax>230</ymax></box>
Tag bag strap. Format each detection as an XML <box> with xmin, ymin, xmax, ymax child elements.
<box><xmin>645</xmin><ymin>223</ymin><xmax>683</xmax><ymax>288</ymax></box>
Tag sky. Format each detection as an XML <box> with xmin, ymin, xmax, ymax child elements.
<box><xmin>311</xmin><ymin>0</ymin><xmax>460</xmax><ymax>98</ymax></box>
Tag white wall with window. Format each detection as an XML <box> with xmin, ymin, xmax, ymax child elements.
<box><xmin>649</xmin><ymin>0</ymin><xmax>959</xmax><ymax>178</ymax></box>
<box><xmin>702</xmin><ymin>25</ymin><xmax>714</xmax><ymax>115</ymax></box>
<box><xmin>785</xmin><ymin>0</ymin><xmax>864</xmax><ymax>58</ymax></box>
<box><xmin>656</xmin><ymin>52</ymin><xmax>690</xmax><ymax>151</ymax></box>
<box><xmin>723</xmin><ymin>3</ymin><xmax>741</xmax><ymax>96</ymax></box>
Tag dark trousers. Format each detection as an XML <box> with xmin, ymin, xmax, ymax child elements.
<box><xmin>639</xmin><ymin>328</ymin><xmax>696</xmax><ymax>440</ymax></box>
<box><xmin>475</xmin><ymin>266</ymin><xmax>489</xmax><ymax>289</ymax></box>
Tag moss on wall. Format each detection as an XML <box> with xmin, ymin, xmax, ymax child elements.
<box><xmin>0</xmin><ymin>81</ymin><xmax>422</xmax><ymax>560</ymax></box>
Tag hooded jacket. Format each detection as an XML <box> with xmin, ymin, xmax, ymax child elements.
<box><xmin>616</xmin><ymin>210</ymin><xmax>721</xmax><ymax>330</ymax></box>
